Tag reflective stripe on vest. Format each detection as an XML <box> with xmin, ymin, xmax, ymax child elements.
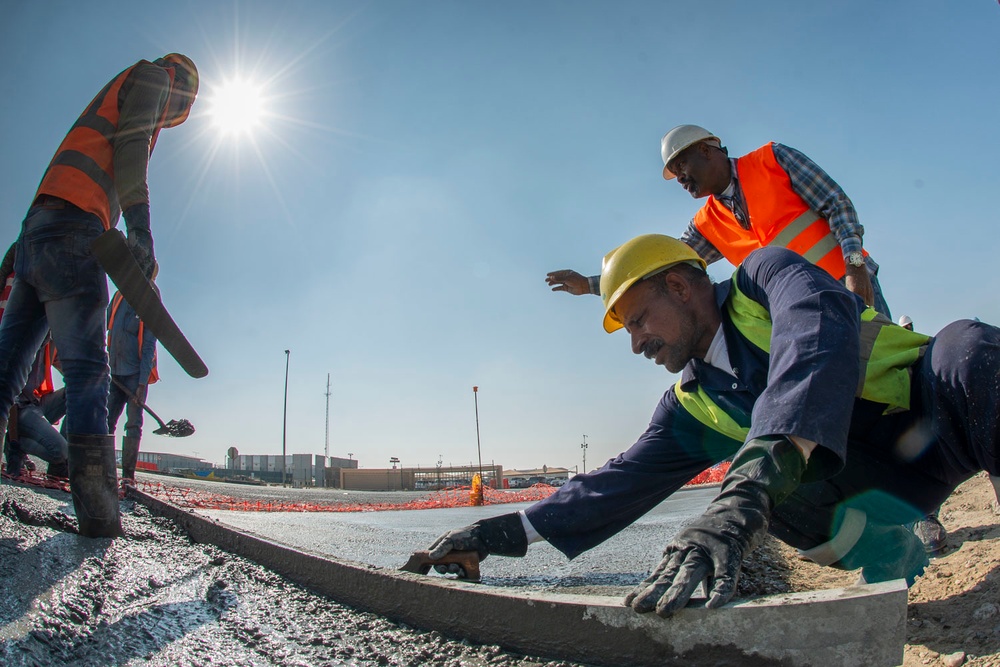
<box><xmin>34</xmin><ymin>62</ymin><xmax>171</xmax><ymax>230</ymax></box>
<box><xmin>692</xmin><ymin>143</ymin><xmax>864</xmax><ymax>280</ymax></box>
<box><xmin>677</xmin><ymin>275</ymin><xmax>930</xmax><ymax>442</ymax></box>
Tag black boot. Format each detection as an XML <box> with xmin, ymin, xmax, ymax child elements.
<box><xmin>121</xmin><ymin>436</ymin><xmax>140</xmax><ymax>485</ymax></box>
<box><xmin>4</xmin><ymin>436</ymin><xmax>27</xmax><ymax>477</ymax></box>
<box><xmin>67</xmin><ymin>434</ymin><xmax>122</xmax><ymax>538</ymax></box>
<box><xmin>46</xmin><ymin>458</ymin><xmax>69</xmax><ymax>480</ymax></box>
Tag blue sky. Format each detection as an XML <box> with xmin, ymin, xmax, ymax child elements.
<box><xmin>1</xmin><ymin>1</ymin><xmax>998</xmax><ymax>472</ymax></box>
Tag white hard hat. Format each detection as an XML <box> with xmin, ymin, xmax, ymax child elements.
<box><xmin>660</xmin><ymin>124</ymin><xmax>722</xmax><ymax>180</ymax></box>
<box><xmin>898</xmin><ymin>315</ymin><xmax>913</xmax><ymax>328</ymax></box>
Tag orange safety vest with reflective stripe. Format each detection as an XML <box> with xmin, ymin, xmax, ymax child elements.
<box><xmin>692</xmin><ymin>143</ymin><xmax>865</xmax><ymax>280</ymax></box>
<box><xmin>108</xmin><ymin>292</ymin><xmax>159</xmax><ymax>384</ymax></box>
<box><xmin>33</xmin><ymin>61</ymin><xmax>174</xmax><ymax>230</ymax></box>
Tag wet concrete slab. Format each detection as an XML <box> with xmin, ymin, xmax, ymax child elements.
<box><xmin>136</xmin><ymin>485</ymin><xmax>907</xmax><ymax>667</ymax></box>
<box><xmin>197</xmin><ymin>486</ymin><xmax>719</xmax><ymax>595</ymax></box>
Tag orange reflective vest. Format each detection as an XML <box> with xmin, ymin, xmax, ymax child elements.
<box><xmin>34</xmin><ymin>61</ymin><xmax>174</xmax><ymax>230</ymax></box>
<box><xmin>108</xmin><ymin>292</ymin><xmax>159</xmax><ymax>384</ymax></box>
<box><xmin>692</xmin><ymin>143</ymin><xmax>865</xmax><ymax>280</ymax></box>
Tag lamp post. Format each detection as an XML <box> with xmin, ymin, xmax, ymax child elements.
<box><xmin>282</xmin><ymin>349</ymin><xmax>290</xmax><ymax>487</ymax></box>
<box><xmin>581</xmin><ymin>434</ymin><xmax>588</xmax><ymax>474</ymax></box>
<box><xmin>473</xmin><ymin>386</ymin><xmax>483</xmax><ymax>484</ymax></box>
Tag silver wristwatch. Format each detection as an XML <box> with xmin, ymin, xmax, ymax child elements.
<box><xmin>846</xmin><ymin>251</ymin><xmax>865</xmax><ymax>268</ymax></box>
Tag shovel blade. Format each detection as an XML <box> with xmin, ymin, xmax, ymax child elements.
<box><xmin>153</xmin><ymin>419</ymin><xmax>196</xmax><ymax>438</ymax></box>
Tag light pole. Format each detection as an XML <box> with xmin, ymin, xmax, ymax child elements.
<box><xmin>581</xmin><ymin>434</ymin><xmax>588</xmax><ymax>474</ymax></box>
<box><xmin>282</xmin><ymin>349</ymin><xmax>290</xmax><ymax>487</ymax></box>
<box><xmin>473</xmin><ymin>386</ymin><xmax>483</xmax><ymax>484</ymax></box>
<box><xmin>324</xmin><ymin>373</ymin><xmax>331</xmax><ymax>461</ymax></box>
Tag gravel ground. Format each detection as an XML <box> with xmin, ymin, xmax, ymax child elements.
<box><xmin>0</xmin><ymin>482</ymin><xmax>589</xmax><ymax>667</ymax></box>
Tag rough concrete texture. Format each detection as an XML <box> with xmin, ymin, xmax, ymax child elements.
<box><xmin>1</xmin><ymin>477</ymin><xmax>908</xmax><ymax>666</ymax></box>
<box><xmin>0</xmin><ymin>483</ymin><xmax>578</xmax><ymax>667</ymax></box>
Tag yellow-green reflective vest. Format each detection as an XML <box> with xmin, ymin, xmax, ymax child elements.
<box><xmin>675</xmin><ymin>275</ymin><xmax>930</xmax><ymax>444</ymax></box>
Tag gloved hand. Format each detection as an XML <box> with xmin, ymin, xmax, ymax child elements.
<box><xmin>427</xmin><ymin>512</ymin><xmax>528</xmax><ymax>567</ymax></box>
<box><xmin>625</xmin><ymin>436</ymin><xmax>806</xmax><ymax>617</ymax></box>
<box><xmin>124</xmin><ymin>203</ymin><xmax>156</xmax><ymax>278</ymax></box>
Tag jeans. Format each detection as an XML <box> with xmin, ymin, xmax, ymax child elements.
<box><xmin>107</xmin><ymin>374</ymin><xmax>145</xmax><ymax>439</ymax></box>
<box><xmin>0</xmin><ymin>202</ymin><xmax>110</xmax><ymax>435</ymax></box>
<box><xmin>16</xmin><ymin>388</ymin><xmax>68</xmax><ymax>463</ymax></box>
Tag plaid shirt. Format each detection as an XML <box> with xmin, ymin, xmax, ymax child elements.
<box><xmin>679</xmin><ymin>143</ymin><xmax>866</xmax><ymax>265</ymax></box>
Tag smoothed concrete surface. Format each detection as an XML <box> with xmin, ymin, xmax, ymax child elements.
<box><xmin>134</xmin><ymin>486</ymin><xmax>908</xmax><ymax>666</ymax></box>
<box><xmin>198</xmin><ymin>486</ymin><xmax>718</xmax><ymax>596</ymax></box>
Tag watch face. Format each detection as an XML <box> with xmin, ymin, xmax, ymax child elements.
<box><xmin>848</xmin><ymin>252</ymin><xmax>865</xmax><ymax>267</ymax></box>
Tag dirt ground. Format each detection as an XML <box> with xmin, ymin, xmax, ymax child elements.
<box><xmin>1</xmin><ymin>472</ymin><xmax>998</xmax><ymax>667</ymax></box>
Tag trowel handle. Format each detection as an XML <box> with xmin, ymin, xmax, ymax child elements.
<box><xmin>400</xmin><ymin>550</ymin><xmax>481</xmax><ymax>581</ymax></box>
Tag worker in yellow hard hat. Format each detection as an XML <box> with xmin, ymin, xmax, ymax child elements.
<box><xmin>0</xmin><ymin>54</ymin><xmax>199</xmax><ymax>538</ymax></box>
<box><xmin>429</xmin><ymin>235</ymin><xmax>1000</xmax><ymax>617</ymax></box>
<box><xmin>546</xmin><ymin>125</ymin><xmax>891</xmax><ymax>319</ymax></box>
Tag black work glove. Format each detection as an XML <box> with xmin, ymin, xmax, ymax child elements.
<box><xmin>427</xmin><ymin>512</ymin><xmax>528</xmax><ymax>562</ymax></box>
<box><xmin>625</xmin><ymin>436</ymin><xmax>805</xmax><ymax>617</ymax></box>
<box><xmin>124</xmin><ymin>203</ymin><xmax>156</xmax><ymax>278</ymax></box>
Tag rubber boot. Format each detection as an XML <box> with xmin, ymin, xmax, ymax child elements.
<box><xmin>5</xmin><ymin>438</ymin><xmax>27</xmax><ymax>476</ymax></box>
<box><xmin>67</xmin><ymin>434</ymin><xmax>122</xmax><ymax>538</ymax></box>
<box><xmin>121</xmin><ymin>436</ymin><xmax>140</xmax><ymax>485</ymax></box>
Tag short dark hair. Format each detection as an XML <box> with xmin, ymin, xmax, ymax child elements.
<box><xmin>645</xmin><ymin>262</ymin><xmax>710</xmax><ymax>295</ymax></box>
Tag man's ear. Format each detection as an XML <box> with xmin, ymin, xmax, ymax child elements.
<box><xmin>662</xmin><ymin>271</ymin><xmax>691</xmax><ymax>301</ymax></box>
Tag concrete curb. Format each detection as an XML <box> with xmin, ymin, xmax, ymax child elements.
<box><xmin>130</xmin><ymin>488</ymin><xmax>906</xmax><ymax>666</ymax></box>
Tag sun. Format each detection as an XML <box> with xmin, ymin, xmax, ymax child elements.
<box><xmin>207</xmin><ymin>78</ymin><xmax>265</xmax><ymax>135</ymax></box>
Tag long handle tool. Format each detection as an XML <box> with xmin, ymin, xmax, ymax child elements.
<box><xmin>110</xmin><ymin>376</ymin><xmax>195</xmax><ymax>437</ymax></box>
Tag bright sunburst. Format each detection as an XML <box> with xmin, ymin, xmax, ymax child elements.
<box><xmin>207</xmin><ymin>78</ymin><xmax>265</xmax><ymax>135</ymax></box>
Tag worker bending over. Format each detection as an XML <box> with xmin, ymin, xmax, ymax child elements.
<box><xmin>432</xmin><ymin>234</ymin><xmax>999</xmax><ymax>616</ymax></box>
<box><xmin>0</xmin><ymin>54</ymin><xmax>198</xmax><ymax>537</ymax></box>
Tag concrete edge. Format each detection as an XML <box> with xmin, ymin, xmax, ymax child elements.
<box><xmin>129</xmin><ymin>488</ymin><xmax>906</xmax><ymax>667</ymax></box>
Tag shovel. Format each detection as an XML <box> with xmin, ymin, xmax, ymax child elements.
<box><xmin>110</xmin><ymin>377</ymin><xmax>195</xmax><ymax>437</ymax></box>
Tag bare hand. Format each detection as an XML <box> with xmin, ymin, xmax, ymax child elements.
<box><xmin>844</xmin><ymin>264</ymin><xmax>874</xmax><ymax>307</ymax></box>
<box><xmin>545</xmin><ymin>269</ymin><xmax>591</xmax><ymax>295</ymax></box>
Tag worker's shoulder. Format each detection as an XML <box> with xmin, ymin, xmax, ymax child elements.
<box><xmin>741</xmin><ymin>246</ymin><xmax>808</xmax><ymax>273</ymax></box>
<box><xmin>124</xmin><ymin>61</ymin><xmax>171</xmax><ymax>90</ymax></box>
<box><xmin>736</xmin><ymin>247</ymin><xmax>812</xmax><ymax>293</ymax></box>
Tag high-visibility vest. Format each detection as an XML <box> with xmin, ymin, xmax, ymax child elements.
<box><xmin>674</xmin><ymin>272</ymin><xmax>930</xmax><ymax>445</ymax></box>
<box><xmin>692</xmin><ymin>143</ymin><xmax>866</xmax><ymax>280</ymax></box>
<box><xmin>108</xmin><ymin>292</ymin><xmax>159</xmax><ymax>384</ymax></box>
<box><xmin>33</xmin><ymin>61</ymin><xmax>175</xmax><ymax>230</ymax></box>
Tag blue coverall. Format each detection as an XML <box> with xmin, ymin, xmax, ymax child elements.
<box><xmin>525</xmin><ymin>248</ymin><xmax>1000</xmax><ymax>560</ymax></box>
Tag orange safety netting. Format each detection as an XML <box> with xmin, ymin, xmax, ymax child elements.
<box><xmin>0</xmin><ymin>468</ymin><xmax>70</xmax><ymax>493</ymax></box>
<box><xmin>133</xmin><ymin>480</ymin><xmax>563</xmax><ymax>512</ymax></box>
<box><xmin>132</xmin><ymin>462</ymin><xmax>732</xmax><ymax>512</ymax></box>
<box><xmin>0</xmin><ymin>462</ymin><xmax>731</xmax><ymax>513</ymax></box>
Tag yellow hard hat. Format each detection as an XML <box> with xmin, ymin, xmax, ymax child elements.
<box><xmin>660</xmin><ymin>124</ymin><xmax>721</xmax><ymax>180</ymax></box>
<box><xmin>157</xmin><ymin>53</ymin><xmax>199</xmax><ymax>127</ymax></box>
<box><xmin>600</xmin><ymin>234</ymin><xmax>707</xmax><ymax>333</ymax></box>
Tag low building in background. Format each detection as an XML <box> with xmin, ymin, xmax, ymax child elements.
<box><xmin>503</xmin><ymin>466</ymin><xmax>573</xmax><ymax>488</ymax></box>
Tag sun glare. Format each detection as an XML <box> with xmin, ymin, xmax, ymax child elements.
<box><xmin>208</xmin><ymin>79</ymin><xmax>265</xmax><ymax>135</ymax></box>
